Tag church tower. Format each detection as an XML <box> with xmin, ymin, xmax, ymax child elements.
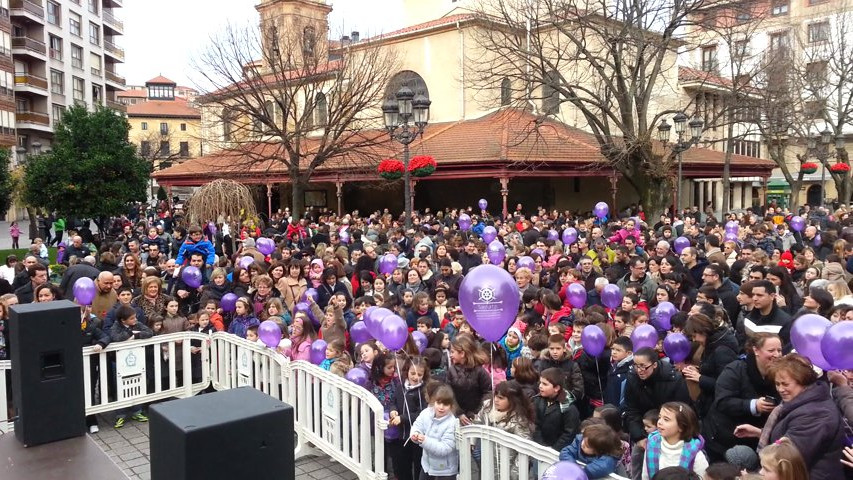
<box><xmin>255</xmin><ymin>0</ymin><xmax>333</xmax><ymax>66</ymax></box>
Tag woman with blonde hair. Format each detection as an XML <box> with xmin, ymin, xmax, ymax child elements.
<box><xmin>827</xmin><ymin>279</ymin><xmax>853</xmax><ymax>306</ymax></box>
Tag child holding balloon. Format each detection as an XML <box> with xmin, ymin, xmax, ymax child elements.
<box><xmin>369</xmin><ymin>352</ymin><xmax>404</xmax><ymax>479</ymax></box>
<box><xmin>391</xmin><ymin>356</ymin><xmax>430</xmax><ymax>480</ymax></box>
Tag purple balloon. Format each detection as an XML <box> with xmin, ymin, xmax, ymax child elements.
<box><xmin>581</xmin><ymin>324</ymin><xmax>606</xmax><ymax>357</ymax></box>
<box><xmin>601</xmin><ymin>284</ymin><xmax>623</xmax><ymax>310</ymax></box>
<box><xmin>73</xmin><ymin>277</ymin><xmax>96</xmax><ymax>306</ymax></box>
<box><xmin>340</xmin><ymin>231</ymin><xmax>350</xmax><ymax>244</ymax></box>
<box><xmin>517</xmin><ymin>256</ymin><xmax>535</xmax><ymax>270</ymax></box>
<box><xmin>673</xmin><ymin>237</ymin><xmax>690</xmax><ymax>255</ymax></box>
<box><xmin>532</xmin><ymin>248</ymin><xmax>545</xmax><ymax>258</ymax></box>
<box><xmin>256</xmin><ymin>237</ymin><xmax>275</xmax><ymax>256</ymax></box>
<box><xmin>350</xmin><ymin>321</ymin><xmax>373</xmax><ymax>344</ymax></box>
<box><xmin>487</xmin><ymin>240</ymin><xmax>506</xmax><ymax>265</ymax></box>
<box><xmin>790</xmin><ymin>215</ymin><xmax>806</xmax><ymax>233</ymax></box>
<box><xmin>663</xmin><ymin>333</ymin><xmax>691</xmax><ymax>363</ymax></box>
<box><xmin>458</xmin><ymin>264</ymin><xmax>520</xmax><ymax>342</ymax></box>
<box><xmin>478</xmin><ymin>198</ymin><xmax>488</xmax><ymax>210</ymax></box>
<box><xmin>309</xmin><ymin>339</ymin><xmax>327</xmax><ymax>365</ymax></box>
<box><xmin>300</xmin><ymin>288</ymin><xmax>318</xmax><ymax>303</ymax></box>
<box><xmin>562</xmin><ymin>227</ymin><xmax>578</xmax><ymax>245</ymax></box>
<box><xmin>725</xmin><ymin>221</ymin><xmax>739</xmax><ymax>234</ymax></box>
<box><xmin>814</xmin><ymin>234</ymin><xmax>822</xmax><ymax>247</ymax></box>
<box><xmin>567</xmin><ymin>283</ymin><xmax>587</xmax><ymax>308</ymax></box>
<box><xmin>791</xmin><ymin>314</ymin><xmax>832</xmax><ymax>370</ymax></box>
<box><xmin>221</xmin><ymin>293</ymin><xmax>238</xmax><ymax>312</ymax></box>
<box><xmin>724</xmin><ymin>231</ymin><xmax>739</xmax><ymax>243</ymax></box>
<box><xmin>653</xmin><ymin>301</ymin><xmax>677</xmax><ymax>331</ymax></box>
<box><xmin>379</xmin><ymin>253</ymin><xmax>397</xmax><ymax>275</ymax></box>
<box><xmin>258</xmin><ymin>320</ymin><xmax>282</xmax><ymax>348</ymax></box>
<box><xmin>542</xmin><ymin>461</ymin><xmax>588</xmax><ymax>480</ymax></box>
<box><xmin>181</xmin><ymin>265</ymin><xmax>202</xmax><ymax>289</ymax></box>
<box><xmin>238</xmin><ymin>256</ymin><xmax>254</xmax><ymax>269</ymax></box>
<box><xmin>377</xmin><ymin>314</ymin><xmax>408</xmax><ymax>351</ymax></box>
<box><xmin>547</xmin><ymin>229</ymin><xmax>559</xmax><ymax>241</ymax></box>
<box><xmin>822</xmin><ymin>321</ymin><xmax>853</xmax><ymax>370</ymax></box>
<box><xmin>364</xmin><ymin>307</ymin><xmax>394</xmax><ymax>338</ymax></box>
<box><xmin>593</xmin><ymin>201</ymin><xmax>609</xmax><ymax>220</ymax></box>
<box><xmin>345</xmin><ymin>367</ymin><xmax>370</xmax><ymax>388</ymax></box>
<box><xmin>295</xmin><ymin>301</ymin><xmax>318</xmax><ymax>327</ymax></box>
<box><xmin>631</xmin><ymin>324</ymin><xmax>659</xmax><ymax>352</ymax></box>
<box><xmin>458</xmin><ymin>213</ymin><xmax>472</xmax><ymax>231</ymax></box>
<box><xmin>481</xmin><ymin>226</ymin><xmax>498</xmax><ymax>244</ymax></box>
<box><xmin>208</xmin><ymin>221</ymin><xmax>218</xmax><ymax>238</ymax></box>
<box><xmin>412</xmin><ymin>331</ymin><xmax>428</xmax><ymax>353</ymax></box>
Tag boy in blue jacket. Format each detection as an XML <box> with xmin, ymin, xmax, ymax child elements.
<box><xmin>559</xmin><ymin>424</ymin><xmax>623</xmax><ymax>479</ymax></box>
<box><xmin>175</xmin><ymin>225</ymin><xmax>215</xmax><ymax>267</ymax></box>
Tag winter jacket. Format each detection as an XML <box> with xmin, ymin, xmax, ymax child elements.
<box><xmin>535</xmin><ymin>351</ymin><xmax>585</xmax><ymax>401</ymax></box>
<box><xmin>406</xmin><ymin>308</ymin><xmax>440</xmax><ymax>330</ymax></box>
<box><xmin>278</xmin><ymin>276</ymin><xmax>307</xmax><ymax>312</ymax></box>
<box><xmin>560</xmin><ymin>433</ymin><xmax>619</xmax><ymax>479</ymax></box>
<box><xmin>474</xmin><ymin>403</ymin><xmax>532</xmax><ymax>480</ymax></box>
<box><xmin>175</xmin><ymin>239</ymin><xmax>216</xmax><ymax>266</ymax></box>
<box><xmin>109</xmin><ymin>320</ymin><xmax>154</xmax><ymax>343</ymax></box>
<box><xmin>532</xmin><ymin>394</ymin><xmax>580</xmax><ymax>451</ymax></box>
<box><xmin>616</xmin><ymin>272</ymin><xmax>657</xmax><ymax>303</ymax></box>
<box><xmin>446</xmin><ymin>362</ymin><xmax>492</xmax><ymax>418</ymax></box>
<box><xmin>768</xmin><ymin>381</ymin><xmax>844</xmax><ymax>480</ymax></box>
<box><xmin>81</xmin><ymin>315</ymin><xmax>110</xmax><ymax>349</ymax></box>
<box><xmin>287</xmin><ymin>336</ymin><xmax>312</xmax><ymax>362</ymax></box>
<box><xmin>576</xmin><ymin>349</ymin><xmax>610</xmax><ymax>402</ymax></box>
<box><xmin>394</xmin><ymin>380</ymin><xmax>428</xmax><ymax>438</ymax></box>
<box><xmin>411</xmin><ymin>407</ymin><xmax>459</xmax><ymax>476</ymax></box>
<box><xmin>603</xmin><ymin>354</ymin><xmax>633</xmax><ymax>408</ymax></box>
<box><xmin>693</xmin><ymin>328</ymin><xmax>739</xmax><ymax>418</ymax></box>
<box><xmin>744</xmin><ymin>302</ymin><xmax>793</xmax><ymax>347</ymax></box>
<box><xmin>316</xmin><ymin>281</ymin><xmax>350</xmax><ymax>310</ymax></box>
<box><xmin>702</xmin><ymin>354</ymin><xmax>777</xmax><ymax>461</ymax></box>
<box><xmin>622</xmin><ymin>360</ymin><xmax>692</xmax><ymax>442</ymax></box>
<box><xmin>227</xmin><ymin>314</ymin><xmax>260</xmax><ymax>339</ymax></box>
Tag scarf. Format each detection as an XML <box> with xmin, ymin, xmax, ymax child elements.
<box><xmin>645</xmin><ymin>432</ymin><xmax>704</xmax><ymax>478</ymax></box>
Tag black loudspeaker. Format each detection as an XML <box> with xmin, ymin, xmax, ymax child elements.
<box><xmin>150</xmin><ymin>387</ymin><xmax>295</xmax><ymax>480</ymax></box>
<box><xmin>10</xmin><ymin>300</ymin><xmax>86</xmax><ymax>446</ymax></box>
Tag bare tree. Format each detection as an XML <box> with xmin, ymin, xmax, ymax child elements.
<box><xmin>467</xmin><ymin>0</ymin><xmax>709</xmax><ymax>217</ymax></box>
<box><xmin>193</xmin><ymin>19</ymin><xmax>398</xmax><ymax>217</ymax></box>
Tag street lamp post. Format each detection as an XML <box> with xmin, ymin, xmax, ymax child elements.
<box><xmin>658</xmin><ymin>113</ymin><xmax>704</xmax><ymax>217</ymax></box>
<box><xmin>383</xmin><ymin>86</ymin><xmax>431</xmax><ymax>230</ymax></box>
<box><xmin>808</xmin><ymin>127</ymin><xmax>845</xmax><ymax>208</ymax></box>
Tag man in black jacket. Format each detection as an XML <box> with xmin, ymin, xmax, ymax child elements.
<box><xmin>14</xmin><ymin>263</ymin><xmax>48</xmax><ymax>304</ymax></box>
<box><xmin>745</xmin><ymin>280</ymin><xmax>793</xmax><ymax>347</ymax></box>
<box><xmin>59</xmin><ymin>256</ymin><xmax>100</xmax><ymax>300</ymax></box>
<box><xmin>457</xmin><ymin>239</ymin><xmax>482</xmax><ymax>275</ymax></box>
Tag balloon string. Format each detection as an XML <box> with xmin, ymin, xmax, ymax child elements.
<box><xmin>490</xmin><ymin>346</ymin><xmax>496</xmax><ymax>414</ymax></box>
<box><xmin>595</xmin><ymin>358</ymin><xmax>603</xmax><ymax>407</ymax></box>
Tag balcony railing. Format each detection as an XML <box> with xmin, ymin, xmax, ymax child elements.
<box><xmin>14</xmin><ymin>72</ymin><xmax>48</xmax><ymax>90</ymax></box>
<box><xmin>11</xmin><ymin>36</ymin><xmax>46</xmax><ymax>55</ymax></box>
<box><xmin>103</xmin><ymin>40</ymin><xmax>124</xmax><ymax>60</ymax></box>
<box><xmin>9</xmin><ymin>0</ymin><xmax>44</xmax><ymax>19</ymax></box>
<box><xmin>102</xmin><ymin>10</ymin><xmax>123</xmax><ymax>31</ymax></box>
<box><xmin>106</xmin><ymin>99</ymin><xmax>126</xmax><ymax>112</ymax></box>
<box><xmin>16</xmin><ymin>110</ymin><xmax>50</xmax><ymax>126</ymax></box>
<box><xmin>105</xmin><ymin>70</ymin><xmax>125</xmax><ymax>86</ymax></box>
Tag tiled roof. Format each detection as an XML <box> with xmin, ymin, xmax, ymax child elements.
<box><xmin>127</xmin><ymin>99</ymin><xmax>200</xmax><ymax>118</ymax></box>
<box><xmin>146</xmin><ymin>75</ymin><xmax>176</xmax><ymax>85</ymax></box>
<box><xmin>377</xmin><ymin>13</ymin><xmax>476</xmax><ymax>39</ymax></box>
<box><xmin>678</xmin><ymin>66</ymin><xmax>735</xmax><ymax>89</ymax></box>
<box><xmin>117</xmin><ymin>88</ymin><xmax>147</xmax><ymax>98</ymax></box>
<box><xmin>153</xmin><ymin>108</ymin><xmax>773</xmax><ymax>181</ymax></box>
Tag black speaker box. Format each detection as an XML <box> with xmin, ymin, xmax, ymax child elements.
<box><xmin>10</xmin><ymin>300</ymin><xmax>86</xmax><ymax>446</ymax></box>
<box><xmin>149</xmin><ymin>387</ymin><xmax>295</xmax><ymax>480</ymax></box>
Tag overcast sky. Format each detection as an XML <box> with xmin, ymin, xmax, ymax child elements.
<box><xmin>122</xmin><ymin>0</ymin><xmax>402</xmax><ymax>88</ymax></box>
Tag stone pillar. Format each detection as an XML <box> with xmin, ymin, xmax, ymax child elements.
<box><xmin>697</xmin><ymin>181</ymin><xmax>704</xmax><ymax>213</ymax></box>
<box><xmin>335</xmin><ymin>181</ymin><xmax>344</xmax><ymax>216</ymax></box>
<box><xmin>713</xmin><ymin>180</ymin><xmax>723</xmax><ymax>216</ymax></box>
<box><xmin>500</xmin><ymin>177</ymin><xmax>510</xmax><ymax>219</ymax></box>
<box><xmin>732</xmin><ymin>183</ymin><xmax>742</xmax><ymax>210</ymax></box>
<box><xmin>409</xmin><ymin>179</ymin><xmax>417</xmax><ymax>219</ymax></box>
<box><xmin>609</xmin><ymin>173</ymin><xmax>618</xmax><ymax>211</ymax></box>
<box><xmin>266</xmin><ymin>184</ymin><xmax>273</xmax><ymax>219</ymax></box>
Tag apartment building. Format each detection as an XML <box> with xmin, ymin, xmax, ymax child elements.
<box><xmin>0</xmin><ymin>0</ymin><xmax>16</xmax><ymax>148</ymax></box>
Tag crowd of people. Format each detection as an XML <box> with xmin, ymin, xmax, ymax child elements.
<box><xmin>2</xmin><ymin>201</ymin><xmax>853</xmax><ymax>480</ymax></box>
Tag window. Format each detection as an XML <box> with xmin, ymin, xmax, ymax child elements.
<box><xmin>806</xmin><ymin>61</ymin><xmax>828</xmax><ymax>84</ymax></box>
<box><xmin>736</xmin><ymin>10</ymin><xmax>751</xmax><ymax>23</ymax></box>
<box><xmin>314</xmin><ymin>93</ymin><xmax>327</xmax><ymax>127</ymax></box>
<box><xmin>732</xmin><ymin>40</ymin><xmax>750</xmax><ymax>62</ymax></box>
<box><xmin>542</xmin><ymin>70</ymin><xmax>562</xmax><ymax>115</ymax></box>
<box><xmin>701</xmin><ymin>46</ymin><xmax>718</xmax><ymax>72</ymax></box>
<box><xmin>49</xmin><ymin>35</ymin><xmax>62</xmax><ymax>61</ymax></box>
<box><xmin>159</xmin><ymin>141</ymin><xmax>169</xmax><ymax>156</ymax></box>
<box><xmin>160</xmin><ymin>122</ymin><xmax>168</xmax><ymax>135</ymax></box>
<box><xmin>808</xmin><ymin>22</ymin><xmax>829</xmax><ymax>43</ymax></box>
<box><xmin>805</xmin><ymin>99</ymin><xmax>827</xmax><ymax>119</ymax></box>
<box><xmin>730</xmin><ymin>140</ymin><xmax>761</xmax><ymax>158</ymax></box>
<box><xmin>71</xmin><ymin>44</ymin><xmax>83</xmax><ymax>69</ymax></box>
<box><xmin>222</xmin><ymin>107</ymin><xmax>234</xmax><ymax>141</ymax></box>
<box><xmin>69</xmin><ymin>12</ymin><xmax>81</xmax><ymax>36</ymax></box>
<box><xmin>179</xmin><ymin>141</ymin><xmax>189</xmax><ymax>157</ymax></box>
<box><xmin>16</xmin><ymin>97</ymin><xmax>28</xmax><ymax>113</ymax></box>
<box><xmin>769</xmin><ymin>31</ymin><xmax>789</xmax><ymax>52</ymax></box>
<box><xmin>0</xmin><ymin>31</ymin><xmax>10</xmax><ymax>56</ymax></box>
<box><xmin>147</xmin><ymin>84</ymin><xmax>174</xmax><ymax>99</ymax></box>
<box><xmin>302</xmin><ymin>26</ymin><xmax>316</xmax><ymax>55</ymax></box>
<box><xmin>140</xmin><ymin>141</ymin><xmax>150</xmax><ymax>157</ymax></box>
<box><xmin>72</xmin><ymin>76</ymin><xmax>84</xmax><ymax>102</ymax></box>
<box><xmin>87</xmin><ymin>0</ymin><xmax>97</xmax><ymax>15</ymax></box>
<box><xmin>92</xmin><ymin>83</ymin><xmax>101</xmax><ymax>103</ymax></box>
<box><xmin>90</xmin><ymin>53</ymin><xmax>101</xmax><ymax>76</ymax></box>
<box><xmin>500</xmin><ymin>77</ymin><xmax>511</xmax><ymax>106</ymax></box>
<box><xmin>180</xmin><ymin>123</ymin><xmax>186</xmax><ymax>131</ymax></box>
<box><xmin>89</xmin><ymin>22</ymin><xmax>99</xmax><ymax>46</ymax></box>
<box><xmin>47</xmin><ymin>1</ymin><xmax>60</xmax><ymax>25</ymax></box>
<box><xmin>771</xmin><ymin>1</ymin><xmax>789</xmax><ymax>15</ymax></box>
<box><xmin>51</xmin><ymin>104</ymin><xmax>63</xmax><ymax>126</ymax></box>
<box><xmin>141</xmin><ymin>121</ymin><xmax>148</xmax><ymax>130</ymax></box>
<box><xmin>50</xmin><ymin>69</ymin><xmax>63</xmax><ymax>94</ymax></box>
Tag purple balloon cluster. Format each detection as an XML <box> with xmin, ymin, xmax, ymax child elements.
<box><xmin>790</xmin><ymin>314</ymin><xmax>853</xmax><ymax>370</ymax></box>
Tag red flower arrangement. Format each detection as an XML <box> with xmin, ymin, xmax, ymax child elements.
<box><xmin>378</xmin><ymin>159</ymin><xmax>404</xmax><ymax>180</ymax></box>
<box><xmin>408</xmin><ymin>155</ymin><xmax>437</xmax><ymax>177</ymax></box>
<box><xmin>830</xmin><ymin>162</ymin><xmax>851</xmax><ymax>173</ymax></box>
<box><xmin>800</xmin><ymin>162</ymin><xmax>819</xmax><ymax>174</ymax></box>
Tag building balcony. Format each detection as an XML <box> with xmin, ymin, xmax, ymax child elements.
<box><xmin>104</xmin><ymin>0</ymin><xmax>122</xmax><ymax>7</ymax></box>
<box><xmin>105</xmin><ymin>70</ymin><xmax>125</xmax><ymax>87</ymax></box>
<box><xmin>16</xmin><ymin>110</ymin><xmax>52</xmax><ymax>132</ymax></box>
<box><xmin>14</xmin><ymin>72</ymin><xmax>48</xmax><ymax>94</ymax></box>
<box><xmin>102</xmin><ymin>10</ymin><xmax>123</xmax><ymax>34</ymax></box>
<box><xmin>103</xmin><ymin>40</ymin><xmax>124</xmax><ymax>62</ymax></box>
<box><xmin>11</xmin><ymin>36</ymin><xmax>46</xmax><ymax>60</ymax></box>
<box><xmin>106</xmin><ymin>99</ymin><xmax>126</xmax><ymax>112</ymax></box>
<box><xmin>9</xmin><ymin>0</ymin><xmax>44</xmax><ymax>25</ymax></box>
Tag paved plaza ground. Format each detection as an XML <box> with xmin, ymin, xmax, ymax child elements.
<box><xmin>89</xmin><ymin>414</ymin><xmax>358</xmax><ymax>480</ymax></box>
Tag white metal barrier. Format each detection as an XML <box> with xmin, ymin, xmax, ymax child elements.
<box><xmin>0</xmin><ymin>359</ymin><xmax>10</xmax><ymax>434</ymax></box>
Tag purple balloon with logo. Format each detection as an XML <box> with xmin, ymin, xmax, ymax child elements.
<box><xmin>562</xmin><ymin>227</ymin><xmax>578</xmax><ymax>245</ymax></box>
<box><xmin>256</xmin><ymin>237</ymin><xmax>275</xmax><ymax>256</ymax></box>
<box><xmin>600</xmin><ymin>284</ymin><xmax>622</xmax><ymax>310</ymax></box>
<box><xmin>822</xmin><ymin>321</ymin><xmax>853</xmax><ymax>370</ymax></box>
<box><xmin>653</xmin><ymin>301</ymin><xmax>677</xmax><ymax>331</ymax></box>
<box><xmin>350</xmin><ymin>321</ymin><xmax>373</xmax><ymax>344</ymax></box>
<box><xmin>412</xmin><ymin>331</ymin><xmax>428</xmax><ymax>353</ymax></box>
<box><xmin>567</xmin><ymin>283</ymin><xmax>587</xmax><ymax>308</ymax></box>
<box><xmin>791</xmin><ymin>313</ymin><xmax>832</xmax><ymax>370</ymax></box>
<box><xmin>790</xmin><ymin>215</ymin><xmax>806</xmax><ymax>232</ymax></box>
<box><xmin>458</xmin><ymin>213</ymin><xmax>472</xmax><ymax>231</ymax></box>
<box><xmin>517</xmin><ymin>256</ymin><xmax>535</xmax><ymax>270</ymax></box>
<box><xmin>631</xmin><ymin>324</ymin><xmax>659</xmax><ymax>352</ymax></box>
<box><xmin>673</xmin><ymin>236</ymin><xmax>690</xmax><ymax>254</ymax></box>
<box><xmin>458</xmin><ymin>264</ymin><xmax>520</xmax><ymax>342</ymax></box>
<box><xmin>487</xmin><ymin>240</ymin><xmax>506</xmax><ymax>265</ymax></box>
<box><xmin>581</xmin><ymin>324</ymin><xmax>606</xmax><ymax>357</ymax></box>
<box><xmin>73</xmin><ymin>277</ymin><xmax>96</xmax><ymax>306</ymax></box>
<box><xmin>593</xmin><ymin>202</ymin><xmax>609</xmax><ymax>220</ymax></box>
<box><xmin>221</xmin><ymin>293</ymin><xmax>238</xmax><ymax>312</ymax></box>
<box><xmin>478</xmin><ymin>198</ymin><xmax>488</xmax><ymax>210</ymax></box>
<box><xmin>379</xmin><ymin>253</ymin><xmax>397</xmax><ymax>275</ymax></box>
<box><xmin>377</xmin><ymin>314</ymin><xmax>408</xmax><ymax>351</ymax></box>
<box><xmin>481</xmin><ymin>226</ymin><xmax>498</xmax><ymax>244</ymax></box>
<box><xmin>542</xmin><ymin>461</ymin><xmax>588</xmax><ymax>480</ymax></box>
<box><xmin>309</xmin><ymin>339</ymin><xmax>327</xmax><ymax>365</ymax></box>
<box><xmin>258</xmin><ymin>320</ymin><xmax>282</xmax><ymax>348</ymax></box>
<box><xmin>547</xmin><ymin>229</ymin><xmax>559</xmax><ymax>241</ymax></box>
<box><xmin>181</xmin><ymin>266</ymin><xmax>202</xmax><ymax>288</ymax></box>
<box><xmin>663</xmin><ymin>333</ymin><xmax>691</xmax><ymax>363</ymax></box>
<box><xmin>238</xmin><ymin>256</ymin><xmax>254</xmax><ymax>269</ymax></box>
<box><xmin>345</xmin><ymin>367</ymin><xmax>370</xmax><ymax>388</ymax></box>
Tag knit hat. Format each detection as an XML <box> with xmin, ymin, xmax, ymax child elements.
<box><xmin>507</xmin><ymin>326</ymin><xmax>523</xmax><ymax>341</ymax></box>
<box><xmin>725</xmin><ymin>445</ymin><xmax>760</xmax><ymax>472</ymax></box>
<box><xmin>243</xmin><ymin>237</ymin><xmax>256</xmax><ymax>248</ymax></box>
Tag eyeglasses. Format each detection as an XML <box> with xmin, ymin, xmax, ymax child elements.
<box><xmin>634</xmin><ymin>362</ymin><xmax>655</xmax><ymax>372</ymax></box>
